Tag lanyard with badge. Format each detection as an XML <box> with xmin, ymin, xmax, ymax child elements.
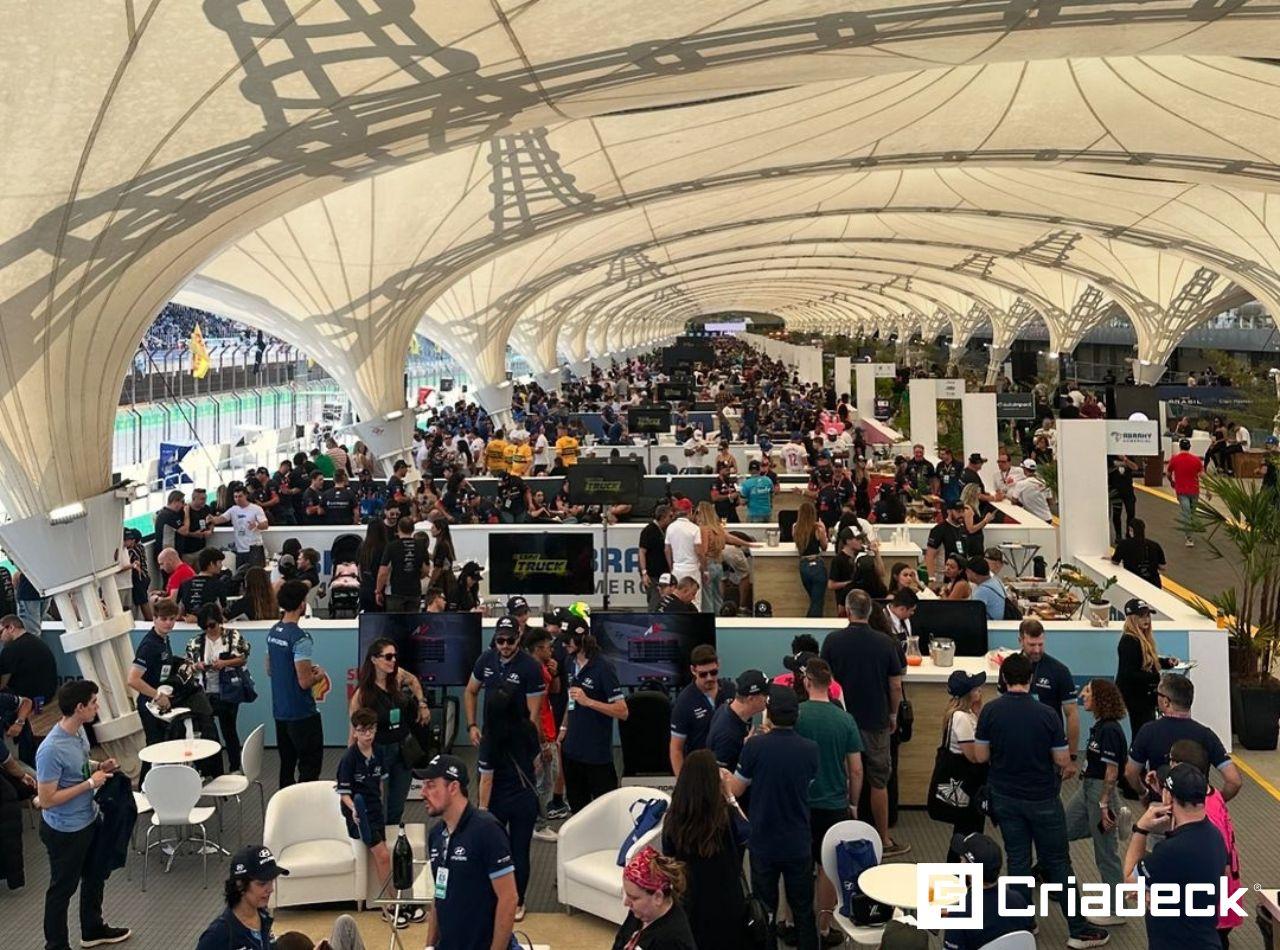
<box><xmin>434</xmin><ymin>807</ymin><xmax>473</xmax><ymax>900</ymax></box>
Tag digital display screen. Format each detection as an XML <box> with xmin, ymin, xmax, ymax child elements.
<box><xmin>358</xmin><ymin>613</ymin><xmax>483</xmax><ymax>687</ymax></box>
<box><xmin>589</xmin><ymin>612</ymin><xmax>716</xmax><ymax>688</ymax></box>
<box><xmin>488</xmin><ymin>532</ymin><xmax>596</xmax><ymax>595</ymax></box>
<box><xmin>628</xmin><ymin>405</ymin><xmax>672</xmax><ymax>433</ymax></box>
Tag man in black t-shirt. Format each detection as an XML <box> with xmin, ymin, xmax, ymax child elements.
<box><xmin>377</xmin><ymin>517</ymin><xmax>427</xmax><ymax>612</ymax></box>
<box><xmin>658</xmin><ymin>577</ymin><xmax>700</xmax><ymax>613</ymax></box>
<box><xmin>286</xmin><ymin>460</ymin><xmax>310</xmax><ymax>523</ymax></box>
<box><xmin>902</xmin><ymin>444</ymin><xmax>937</xmax><ymax>494</ymax></box>
<box><xmin>0</xmin><ymin>612</ymin><xmax>58</xmax><ymax>763</ymax></box>
<box><xmin>828</xmin><ymin>527</ymin><xmax>887</xmax><ymax>613</ymax></box>
<box><xmin>711</xmin><ymin>466</ymin><xmax>740</xmax><ymax>521</ymax></box>
<box><xmin>386</xmin><ymin>460</ymin><xmax>410</xmax><ymax>504</ymax></box>
<box><xmin>154</xmin><ymin>490</ymin><xmax>186</xmax><ymax>551</ymax></box>
<box><xmin>249</xmin><ymin>468</ymin><xmax>282</xmax><ymax>523</ymax></box>
<box><xmin>926</xmin><ymin>501</ymin><xmax>967</xmax><ymax>578</ymax></box>
<box><xmin>639</xmin><ymin>505</ymin><xmax>674</xmax><ymax>610</ymax></box>
<box><xmin>302</xmin><ymin>471</ymin><xmax>327</xmax><ymax>524</ymax></box>
<box><xmin>497</xmin><ymin>470</ymin><xmax>530</xmax><ymax>523</ymax></box>
<box><xmin>176</xmin><ymin>548</ymin><xmax>227</xmax><ymax>621</ymax></box>
<box><xmin>270</xmin><ymin>460</ymin><xmax>299</xmax><ymax>526</ymax></box>
<box><xmin>321</xmin><ymin>471</ymin><xmax>360</xmax><ymax>525</ymax></box>
<box><xmin>179</xmin><ymin>487</ymin><xmax>216</xmax><ymax>561</ymax></box>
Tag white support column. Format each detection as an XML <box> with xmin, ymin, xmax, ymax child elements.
<box><xmin>908</xmin><ymin>378</ymin><xmax>939</xmax><ymax>453</ymax></box>
<box><xmin>1056</xmin><ymin>419</ymin><xmax>1112</xmax><ymax>563</ymax></box>
<box><xmin>833</xmin><ymin>357</ymin><xmax>852</xmax><ymax>399</ymax></box>
<box><xmin>984</xmin><ymin>345</ymin><xmax>1011</xmax><ymax>386</ymax></box>
<box><xmin>0</xmin><ymin>490</ymin><xmax>144</xmax><ymax>772</ymax></box>
<box><xmin>349</xmin><ymin>413</ymin><xmax>416</xmax><ymax>472</ymax></box>
<box><xmin>854</xmin><ymin>363</ymin><xmax>878</xmax><ymax>421</ymax></box>
<box><xmin>961</xmin><ymin>393</ymin><xmax>999</xmax><ymax>491</ymax></box>
<box><xmin>473</xmin><ymin>382</ymin><xmax>515</xmax><ymax>429</ymax></box>
<box><xmin>1130</xmin><ymin>358</ymin><xmax>1168</xmax><ymax>386</ymax></box>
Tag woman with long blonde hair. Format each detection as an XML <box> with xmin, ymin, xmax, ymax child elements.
<box><xmin>960</xmin><ymin>482</ymin><xmax>995</xmax><ymax>557</ymax></box>
<box><xmin>1115</xmin><ymin>600</ymin><xmax>1177</xmax><ymax>734</ymax></box>
<box><xmin>933</xmin><ymin>670</ymin><xmax>988</xmax><ymax>861</ymax></box>
<box><xmin>693</xmin><ymin>501</ymin><xmax>727</xmax><ymax>614</ymax></box>
<box><xmin>793</xmin><ymin>500</ymin><xmax>829</xmax><ymax>617</ymax></box>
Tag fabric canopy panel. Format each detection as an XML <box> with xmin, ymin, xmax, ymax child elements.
<box><xmin>4</xmin><ymin>1</ymin><xmax>1280</xmax><ymax>515</ymax></box>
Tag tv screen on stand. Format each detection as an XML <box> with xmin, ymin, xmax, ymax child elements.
<box><xmin>358</xmin><ymin>612</ymin><xmax>483</xmax><ymax>687</ymax></box>
<box><xmin>589</xmin><ymin>612</ymin><xmax>716</xmax><ymax>689</ymax></box>
<box><xmin>487</xmin><ymin>532</ymin><xmax>596</xmax><ymax>596</ymax></box>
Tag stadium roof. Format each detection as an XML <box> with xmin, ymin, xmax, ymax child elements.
<box><xmin>3</xmin><ymin>1</ymin><xmax>1280</xmax><ymax>514</ymax></box>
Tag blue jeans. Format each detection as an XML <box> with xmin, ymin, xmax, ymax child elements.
<box><xmin>17</xmin><ymin>598</ymin><xmax>48</xmax><ymax>639</ymax></box>
<box><xmin>1177</xmin><ymin>493</ymin><xmax>1199</xmax><ymax>537</ymax></box>
<box><xmin>747</xmin><ymin>511</ymin><xmax>772</xmax><ymax>523</ymax></box>
<box><xmin>799</xmin><ymin>559</ymin><xmax>827</xmax><ymax>618</ymax></box>
<box><xmin>378</xmin><ymin>743</ymin><xmax>414</xmax><ymax>827</ymax></box>
<box><xmin>1065</xmin><ymin>777</ymin><xmax>1124</xmax><ymax>888</ymax></box>
<box><xmin>702</xmin><ymin>561</ymin><xmax>724</xmax><ymax>614</ymax></box>
<box><xmin>989</xmin><ymin>790</ymin><xmax>1090</xmax><ymax>937</ymax></box>
<box><xmin>750</xmin><ymin>851</ymin><xmax>817</xmax><ymax>950</ymax></box>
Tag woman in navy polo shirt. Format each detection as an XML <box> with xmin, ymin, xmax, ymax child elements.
<box><xmin>477</xmin><ymin>682</ymin><xmax>540</xmax><ymax>923</ymax></box>
<box><xmin>559</xmin><ymin>624</ymin><xmax>629</xmax><ymax>812</ymax></box>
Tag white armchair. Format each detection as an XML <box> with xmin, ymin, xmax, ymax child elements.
<box><xmin>556</xmin><ymin>787</ymin><xmax>671</xmax><ymax>924</ymax></box>
<box><xmin>264</xmin><ymin>781</ymin><xmax>367</xmax><ymax>910</ymax></box>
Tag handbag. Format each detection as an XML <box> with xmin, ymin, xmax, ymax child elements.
<box><xmin>400</xmin><ymin>732</ymin><xmax>430</xmax><ymax>769</ymax></box>
<box><xmin>218</xmin><ymin>664</ymin><xmax>257</xmax><ymax>705</ymax></box>
<box><xmin>740</xmin><ymin>870</ymin><xmax>769</xmax><ymax>950</ymax></box>
<box><xmin>927</xmin><ymin>719</ymin><xmax>979</xmax><ymax>823</ymax></box>
<box><xmin>896</xmin><ymin>697</ymin><xmax>914</xmax><ymax>744</ymax></box>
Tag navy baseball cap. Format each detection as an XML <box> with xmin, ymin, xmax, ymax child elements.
<box><xmin>413</xmin><ymin>753</ymin><xmax>470</xmax><ymax>789</ymax></box>
<box><xmin>230</xmin><ymin>845</ymin><xmax>290</xmax><ymax>882</ymax></box>
<box><xmin>1162</xmin><ymin>762</ymin><xmax>1208</xmax><ymax>805</ymax></box>
<box><xmin>735</xmin><ymin>669</ymin><xmax>768</xmax><ymax>697</ymax></box>
<box><xmin>507</xmin><ymin>596</ymin><xmax>530</xmax><ymax>615</ymax></box>
<box><xmin>494</xmin><ymin>616</ymin><xmax>519</xmax><ymax>637</ymax></box>
<box><xmin>951</xmin><ymin>832</ymin><xmax>1003</xmax><ymax>882</ymax></box>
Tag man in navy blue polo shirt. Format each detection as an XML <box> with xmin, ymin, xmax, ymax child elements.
<box><xmin>974</xmin><ymin>652</ymin><xmax>1109</xmax><ymax>948</ymax></box>
<box><xmin>1125</xmin><ymin>763</ymin><xmax>1237</xmax><ymax>950</ymax></box>
<box><xmin>559</xmin><ymin>624</ymin><xmax>629</xmax><ymax>812</ymax></box>
<box><xmin>669</xmin><ymin>643</ymin><xmax>736</xmax><ymax>775</ymax></box>
<box><xmin>464</xmin><ymin>616</ymin><xmax>545</xmax><ymax>747</ymax></box>
<box><xmin>265</xmin><ymin>581</ymin><xmax>326</xmax><ymax>788</ymax></box>
<box><xmin>997</xmin><ymin>618</ymin><xmax>1081</xmax><ymax>772</ymax></box>
<box><xmin>730</xmin><ymin>686</ymin><xmax>819</xmax><ymax>950</ymax></box>
<box><xmin>1125</xmin><ymin>672</ymin><xmax>1242</xmax><ymax>802</ymax></box>
<box><xmin>420</xmin><ymin>754</ymin><xmax>517</xmax><ymax>950</ymax></box>
<box><xmin>706</xmin><ymin>669</ymin><xmax>769</xmax><ymax>773</ymax></box>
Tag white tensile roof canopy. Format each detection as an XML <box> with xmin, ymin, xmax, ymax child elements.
<box><xmin>4</xmin><ymin>1</ymin><xmax>1280</xmax><ymax>517</ymax></box>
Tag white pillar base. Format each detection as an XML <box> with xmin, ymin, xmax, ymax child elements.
<box><xmin>984</xmin><ymin>346</ymin><xmax>1010</xmax><ymax>386</ymax></box>
<box><xmin>1130</xmin><ymin>359</ymin><xmax>1167</xmax><ymax>386</ymax></box>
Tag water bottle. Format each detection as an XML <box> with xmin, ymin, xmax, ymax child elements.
<box><xmin>392</xmin><ymin>823</ymin><xmax>414</xmax><ymax>891</ymax></box>
<box><xmin>183</xmin><ymin>717</ymin><xmax>195</xmax><ymax>757</ymax></box>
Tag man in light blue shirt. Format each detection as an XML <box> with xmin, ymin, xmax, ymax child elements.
<box><xmin>966</xmin><ymin>555</ymin><xmax>1008</xmax><ymax>621</ymax></box>
<box><xmin>35</xmin><ymin>679</ymin><xmax>131</xmax><ymax>948</ymax></box>
<box><xmin>739</xmin><ymin>459</ymin><xmax>776</xmax><ymax>523</ymax></box>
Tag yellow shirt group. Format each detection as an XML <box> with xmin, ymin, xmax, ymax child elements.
<box><xmin>485</xmin><ymin>438</ymin><xmax>509</xmax><ymax>473</ymax></box>
<box><xmin>506</xmin><ymin>442</ymin><xmax>533</xmax><ymax>476</ymax></box>
<box><xmin>555</xmin><ymin>435</ymin><xmax>580</xmax><ymax>466</ymax></box>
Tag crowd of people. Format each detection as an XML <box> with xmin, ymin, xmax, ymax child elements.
<box><xmin>0</xmin><ymin>336</ymin><xmax>1259</xmax><ymax>950</ymax></box>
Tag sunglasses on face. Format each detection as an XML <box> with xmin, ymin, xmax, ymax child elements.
<box><xmin>695</xmin><ymin>668</ymin><xmax>720</xmax><ymax>679</ymax></box>
<box><xmin>495</xmin><ymin>637</ymin><xmax>518</xmax><ymax>646</ymax></box>
<box><xmin>377</xmin><ymin>652</ymin><xmax>397</xmax><ymax>661</ymax></box>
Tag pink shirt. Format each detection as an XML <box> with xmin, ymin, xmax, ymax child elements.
<box><xmin>772</xmin><ymin>672</ymin><xmax>843</xmax><ymax>703</ymax></box>
<box><xmin>1206</xmin><ymin>790</ymin><xmax>1244</xmax><ymax>930</ymax></box>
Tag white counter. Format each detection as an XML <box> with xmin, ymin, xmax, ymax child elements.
<box><xmin>902</xmin><ymin>654</ymin><xmax>992</xmax><ymax>684</ymax></box>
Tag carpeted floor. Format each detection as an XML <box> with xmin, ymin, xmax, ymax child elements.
<box><xmin>4</xmin><ymin>742</ymin><xmax>1277</xmax><ymax>948</ymax></box>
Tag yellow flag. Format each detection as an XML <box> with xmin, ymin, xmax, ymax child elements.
<box><xmin>409</xmin><ymin>334</ymin><xmax>421</xmax><ymax>356</ymax></box>
<box><xmin>190</xmin><ymin>323</ymin><xmax>210</xmax><ymax>379</ymax></box>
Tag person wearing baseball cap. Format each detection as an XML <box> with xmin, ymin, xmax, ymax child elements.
<box><xmin>939</xmin><ymin>833</ymin><xmax>1035</xmax><ymax>950</ymax></box>
<box><xmin>962</xmin><ymin>451</ymin><xmax>1005</xmax><ymax>505</ymax></box>
<box><xmin>728</xmin><ymin>685</ymin><xmax>819</xmax><ymax>950</ymax></box>
<box><xmin>195</xmin><ymin>846</ymin><xmax>290</xmax><ymax>950</ymax></box>
<box><xmin>418</xmin><ymin>754</ymin><xmax>518</xmax><ymax>950</ymax></box>
<box><xmin>925</xmin><ymin>499</ymin><xmax>968</xmax><ymax>582</ymax></box>
<box><xmin>664</xmin><ymin>496</ymin><xmax>702</xmax><ymax>582</ymax></box>
<box><xmin>1127</xmin><ymin>762</ymin><xmax>1232</xmax><ymax>950</ymax></box>
<box><xmin>464</xmin><ymin>616</ymin><xmax>545</xmax><ymax>749</ymax></box>
<box><xmin>1006</xmin><ymin>455</ymin><xmax>1054</xmax><ymax>522</ymax></box>
<box><xmin>705</xmin><ymin>669</ymin><xmax>769</xmax><ymax>773</ymax></box>
<box><xmin>740</xmin><ymin>457</ymin><xmax>777</xmax><ymax>523</ymax></box>
<box><xmin>829</xmin><ymin>525</ymin><xmax>887</xmax><ymax>611</ymax></box>
<box><xmin>669</xmin><ymin>644</ymin><xmax>735</xmax><ymax>775</ymax></box>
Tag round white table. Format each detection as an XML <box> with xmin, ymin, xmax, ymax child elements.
<box><xmin>858</xmin><ymin>863</ymin><xmax>962</xmax><ymax>910</ymax></box>
<box><xmin>138</xmin><ymin>738</ymin><xmax>222</xmax><ymax>765</ymax></box>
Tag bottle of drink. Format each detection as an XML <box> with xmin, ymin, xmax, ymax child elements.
<box><xmin>392</xmin><ymin>823</ymin><xmax>413</xmax><ymax>891</ymax></box>
<box><xmin>183</xmin><ymin>717</ymin><xmax>195</xmax><ymax>757</ymax></box>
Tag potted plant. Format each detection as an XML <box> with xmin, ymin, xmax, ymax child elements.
<box><xmin>1057</xmin><ymin>562</ymin><xmax>1118</xmax><ymax>625</ymax></box>
<box><xmin>1191</xmin><ymin>475</ymin><xmax>1280</xmax><ymax>749</ymax></box>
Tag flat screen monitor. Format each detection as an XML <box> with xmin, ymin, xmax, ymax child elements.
<box><xmin>628</xmin><ymin>405</ymin><xmax>672</xmax><ymax>434</ymax></box>
<box><xmin>358</xmin><ymin>613</ymin><xmax>482</xmax><ymax>687</ymax></box>
<box><xmin>907</xmin><ymin>600</ymin><xmax>989</xmax><ymax>657</ymax></box>
<box><xmin>656</xmin><ymin>382</ymin><xmax>693</xmax><ymax>403</ymax></box>
<box><xmin>487</xmin><ymin>532</ymin><xmax>595</xmax><ymax>595</ymax></box>
<box><xmin>567</xmin><ymin>461</ymin><xmax>643</xmax><ymax>504</ymax></box>
<box><xmin>589</xmin><ymin>612</ymin><xmax>717</xmax><ymax>688</ymax></box>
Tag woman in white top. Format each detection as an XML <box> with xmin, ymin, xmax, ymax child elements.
<box><xmin>936</xmin><ymin>670</ymin><xmax>988</xmax><ymax>862</ymax></box>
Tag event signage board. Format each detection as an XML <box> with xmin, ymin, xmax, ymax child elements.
<box><xmin>872</xmin><ymin>363</ymin><xmax>896</xmax><ymax>379</ymax></box>
<box><xmin>995</xmin><ymin>392</ymin><xmax>1036</xmax><ymax>421</ymax></box>
<box><xmin>936</xmin><ymin>379</ymin><xmax>965</xmax><ymax>399</ymax></box>
<box><xmin>1105</xmin><ymin>419</ymin><xmax>1160</xmax><ymax>455</ymax></box>
<box><xmin>1156</xmin><ymin>385</ymin><xmax>1249</xmax><ymax>425</ymax></box>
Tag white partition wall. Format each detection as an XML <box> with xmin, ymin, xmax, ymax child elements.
<box><xmin>961</xmin><ymin>392</ymin><xmax>999</xmax><ymax>489</ymax></box>
<box><xmin>1056</xmin><ymin>419</ymin><xmax>1113</xmax><ymax>563</ymax></box>
<box><xmin>833</xmin><ymin>356</ymin><xmax>852</xmax><ymax>399</ymax></box>
<box><xmin>908</xmin><ymin>378</ymin><xmax>938</xmax><ymax>452</ymax></box>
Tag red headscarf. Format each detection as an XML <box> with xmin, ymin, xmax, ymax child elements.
<box><xmin>622</xmin><ymin>846</ymin><xmax>668</xmax><ymax>895</ymax></box>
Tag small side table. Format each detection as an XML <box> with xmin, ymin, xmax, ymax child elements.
<box><xmin>373</xmin><ymin>859</ymin><xmax>433</xmax><ymax>950</ymax></box>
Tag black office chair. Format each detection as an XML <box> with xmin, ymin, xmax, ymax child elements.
<box><xmin>619</xmin><ymin>691</ymin><xmax>673</xmax><ymax>777</ymax></box>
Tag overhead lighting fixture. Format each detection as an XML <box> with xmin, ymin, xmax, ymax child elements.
<box><xmin>48</xmin><ymin>501</ymin><xmax>86</xmax><ymax>525</ymax></box>
<box><xmin>384</xmin><ymin>410</ymin><xmax>404</xmax><ymax>421</ymax></box>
